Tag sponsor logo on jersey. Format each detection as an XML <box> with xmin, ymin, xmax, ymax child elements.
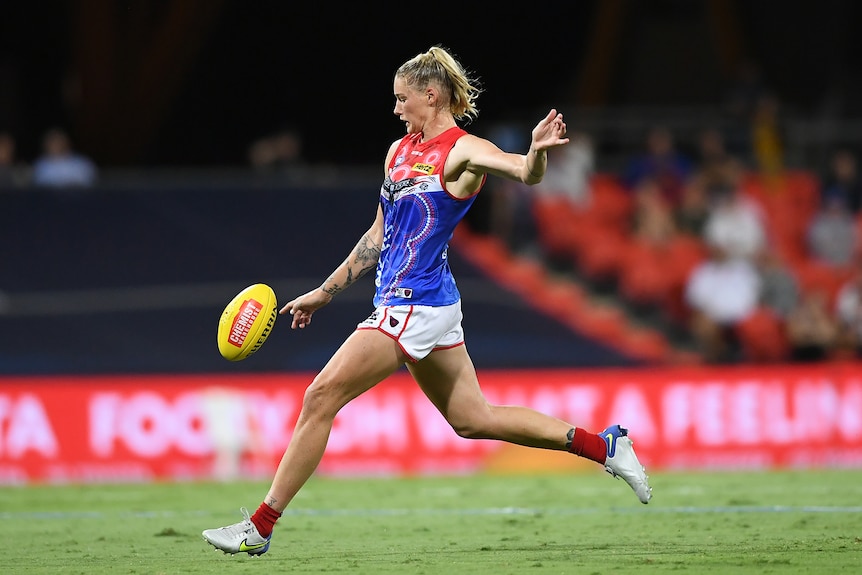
<box><xmin>382</xmin><ymin>176</ymin><xmax>419</xmax><ymax>203</ymax></box>
<box><xmin>394</xmin><ymin>287</ymin><xmax>413</xmax><ymax>299</ymax></box>
<box><xmin>411</xmin><ymin>163</ymin><xmax>434</xmax><ymax>175</ymax></box>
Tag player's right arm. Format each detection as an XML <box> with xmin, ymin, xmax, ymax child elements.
<box><xmin>320</xmin><ymin>206</ymin><xmax>383</xmax><ymax>299</ymax></box>
<box><xmin>281</xmin><ymin>140</ymin><xmax>396</xmax><ymax>329</ymax></box>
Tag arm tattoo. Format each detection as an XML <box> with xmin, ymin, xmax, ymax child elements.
<box><xmin>321</xmin><ymin>233</ymin><xmax>381</xmax><ymax>296</ymax></box>
<box><xmin>354</xmin><ymin>233</ymin><xmax>382</xmax><ymax>267</ymax></box>
<box><xmin>321</xmin><ymin>274</ymin><xmax>343</xmax><ymax>297</ymax></box>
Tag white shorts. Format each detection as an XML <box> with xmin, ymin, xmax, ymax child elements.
<box><xmin>356</xmin><ymin>302</ymin><xmax>465</xmax><ymax>362</ymax></box>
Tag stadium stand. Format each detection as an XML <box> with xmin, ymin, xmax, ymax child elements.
<box><xmin>528</xmin><ymin>168</ymin><xmax>860</xmax><ymax>364</ymax></box>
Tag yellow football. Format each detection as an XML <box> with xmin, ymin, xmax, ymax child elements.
<box><xmin>217</xmin><ymin>283</ymin><xmax>278</xmax><ymax>361</ymax></box>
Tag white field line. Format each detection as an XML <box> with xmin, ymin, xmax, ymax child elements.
<box><xmin>3</xmin><ymin>505</ymin><xmax>862</xmax><ymax>521</ymax></box>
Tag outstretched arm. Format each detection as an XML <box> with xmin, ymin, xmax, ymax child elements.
<box><xmin>523</xmin><ymin>109</ymin><xmax>570</xmax><ymax>184</ymax></box>
<box><xmin>280</xmin><ymin>206</ymin><xmax>383</xmax><ymax>329</ymax></box>
<box><xmin>455</xmin><ymin>109</ymin><xmax>570</xmax><ymax>191</ymax></box>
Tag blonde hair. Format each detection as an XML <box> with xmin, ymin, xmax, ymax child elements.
<box><xmin>396</xmin><ymin>45</ymin><xmax>482</xmax><ymax>122</ymax></box>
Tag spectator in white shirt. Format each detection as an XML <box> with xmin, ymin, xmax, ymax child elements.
<box><xmin>685</xmin><ymin>240</ymin><xmax>762</xmax><ymax>362</ymax></box>
<box><xmin>702</xmin><ymin>183</ymin><xmax>767</xmax><ymax>261</ymax></box>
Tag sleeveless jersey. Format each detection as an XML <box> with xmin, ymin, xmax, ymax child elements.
<box><xmin>374</xmin><ymin>126</ymin><xmax>481</xmax><ymax>307</ymax></box>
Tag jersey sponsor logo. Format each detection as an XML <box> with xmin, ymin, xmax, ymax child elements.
<box><xmin>394</xmin><ymin>288</ymin><xmax>413</xmax><ymax>299</ymax></box>
<box><xmin>382</xmin><ymin>175</ymin><xmax>419</xmax><ymax>203</ymax></box>
<box><xmin>411</xmin><ymin>162</ymin><xmax>434</xmax><ymax>175</ymax></box>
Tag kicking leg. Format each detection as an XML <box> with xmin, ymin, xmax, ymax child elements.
<box><xmin>408</xmin><ymin>345</ymin><xmax>651</xmax><ymax>503</ymax></box>
<box><xmin>408</xmin><ymin>345</ymin><xmax>583</xmax><ymax>450</ymax></box>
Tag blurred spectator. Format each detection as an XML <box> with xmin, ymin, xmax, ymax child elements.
<box><xmin>755</xmin><ymin>248</ymin><xmax>800</xmax><ymax>319</ymax></box>
<box><xmin>675</xmin><ymin>179</ymin><xmax>711</xmax><ymax>237</ymax></box>
<box><xmin>623</xmin><ymin>125</ymin><xmax>693</xmax><ymax>208</ymax></box>
<box><xmin>729</xmin><ymin>249</ymin><xmax>798</xmax><ymax>364</ymax></box>
<box><xmin>821</xmin><ymin>149</ymin><xmax>862</xmax><ymax>214</ymax></box>
<box><xmin>702</xmin><ymin>182</ymin><xmax>767</xmax><ymax>261</ymax></box>
<box><xmin>835</xmin><ymin>263</ymin><xmax>862</xmax><ymax>356</ymax></box>
<box><xmin>806</xmin><ymin>192</ymin><xmax>858</xmax><ymax>267</ymax></box>
<box><xmin>750</xmin><ymin>94</ymin><xmax>784</xmax><ymax>182</ymax></box>
<box><xmin>684</xmin><ymin>242</ymin><xmax>761</xmax><ymax>363</ymax></box>
<box><xmin>630</xmin><ymin>177</ymin><xmax>677</xmax><ymax>246</ymax></box>
<box><xmin>677</xmin><ymin>127</ymin><xmax>745</xmax><ymax>237</ymax></box>
<box><xmin>248</xmin><ymin>128</ymin><xmax>304</xmax><ymax>169</ymax></box>
<box><xmin>692</xmin><ymin>126</ymin><xmax>745</xmax><ymax>191</ymax></box>
<box><xmin>537</xmin><ymin>131</ymin><xmax>595</xmax><ymax>207</ymax></box>
<box><xmin>0</xmin><ymin>131</ymin><xmax>30</xmax><ymax>188</ymax></box>
<box><xmin>785</xmin><ymin>289</ymin><xmax>839</xmax><ymax>362</ymax></box>
<box><xmin>32</xmin><ymin>128</ymin><xmax>98</xmax><ymax>188</ymax></box>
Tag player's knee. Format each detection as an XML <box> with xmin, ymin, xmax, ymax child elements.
<box><xmin>301</xmin><ymin>377</ymin><xmax>342</xmax><ymax>419</ymax></box>
<box><xmin>449</xmin><ymin>416</ymin><xmax>492</xmax><ymax>440</ymax></box>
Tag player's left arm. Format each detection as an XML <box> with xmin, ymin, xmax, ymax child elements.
<box><xmin>460</xmin><ymin>109</ymin><xmax>570</xmax><ymax>186</ymax></box>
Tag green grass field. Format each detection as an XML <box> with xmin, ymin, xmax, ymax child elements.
<box><xmin>3</xmin><ymin>469</ymin><xmax>860</xmax><ymax>574</ymax></box>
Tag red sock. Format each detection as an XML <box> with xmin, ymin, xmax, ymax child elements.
<box><xmin>567</xmin><ymin>427</ymin><xmax>607</xmax><ymax>464</ymax></box>
<box><xmin>250</xmin><ymin>502</ymin><xmax>282</xmax><ymax>538</ymax></box>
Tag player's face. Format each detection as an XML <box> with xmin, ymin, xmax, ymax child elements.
<box><xmin>393</xmin><ymin>77</ymin><xmax>424</xmax><ymax>135</ymax></box>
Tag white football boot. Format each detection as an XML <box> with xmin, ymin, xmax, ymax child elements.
<box><xmin>601</xmin><ymin>425</ymin><xmax>652</xmax><ymax>504</ymax></box>
<box><xmin>202</xmin><ymin>507</ymin><xmax>271</xmax><ymax>556</ymax></box>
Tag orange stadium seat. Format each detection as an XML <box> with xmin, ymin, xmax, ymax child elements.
<box><xmin>586</xmin><ymin>174</ymin><xmax>634</xmax><ymax>230</ymax></box>
<box><xmin>793</xmin><ymin>259</ymin><xmax>853</xmax><ymax>306</ymax></box>
<box><xmin>621</xmin><ymin>234</ymin><xmax>708</xmax><ymax>308</ymax></box>
<box><xmin>532</xmin><ymin>195</ymin><xmax>581</xmax><ymax>259</ymax></box>
<box><xmin>617</xmin><ymin>239</ymin><xmax>668</xmax><ymax>308</ymax></box>
<box><xmin>576</xmin><ymin>229</ymin><xmax>630</xmax><ymax>286</ymax></box>
<box><xmin>735</xmin><ymin>306</ymin><xmax>790</xmax><ymax>362</ymax></box>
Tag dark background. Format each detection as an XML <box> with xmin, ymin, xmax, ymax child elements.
<box><xmin>3</xmin><ymin>1</ymin><xmax>862</xmax><ymax>375</ymax></box>
<box><xmin>2</xmin><ymin>0</ymin><xmax>861</xmax><ymax>169</ymax></box>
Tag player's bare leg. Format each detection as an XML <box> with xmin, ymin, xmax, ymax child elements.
<box><xmin>408</xmin><ymin>345</ymin><xmax>574</xmax><ymax>448</ymax></box>
<box><xmin>202</xmin><ymin>329</ymin><xmax>406</xmax><ymax>554</ymax></box>
<box><xmin>408</xmin><ymin>345</ymin><xmax>651</xmax><ymax>503</ymax></box>
<box><xmin>266</xmin><ymin>329</ymin><xmax>407</xmax><ymax>510</ymax></box>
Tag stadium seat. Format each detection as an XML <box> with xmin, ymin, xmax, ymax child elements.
<box><xmin>532</xmin><ymin>195</ymin><xmax>581</xmax><ymax>259</ymax></box>
<box><xmin>792</xmin><ymin>259</ymin><xmax>854</xmax><ymax>307</ymax></box>
<box><xmin>734</xmin><ymin>306</ymin><xmax>790</xmax><ymax>362</ymax></box>
<box><xmin>587</xmin><ymin>174</ymin><xmax>634</xmax><ymax>230</ymax></box>
<box><xmin>527</xmin><ymin>279</ymin><xmax>587</xmax><ymax>318</ymax></box>
<box><xmin>575</xmin><ymin>228</ymin><xmax>630</xmax><ymax>287</ymax></box>
<box><xmin>619</xmin><ymin>234</ymin><xmax>706</xmax><ymax>307</ymax></box>
<box><xmin>743</xmin><ymin>172</ymin><xmax>817</xmax><ymax>267</ymax></box>
<box><xmin>617</xmin><ymin>239</ymin><xmax>668</xmax><ymax>308</ymax></box>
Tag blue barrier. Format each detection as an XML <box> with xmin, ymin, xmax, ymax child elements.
<box><xmin>0</xmin><ymin>185</ymin><xmax>639</xmax><ymax>374</ymax></box>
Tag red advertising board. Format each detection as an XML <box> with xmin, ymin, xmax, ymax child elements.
<box><xmin>1</xmin><ymin>363</ymin><xmax>861</xmax><ymax>484</ymax></box>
